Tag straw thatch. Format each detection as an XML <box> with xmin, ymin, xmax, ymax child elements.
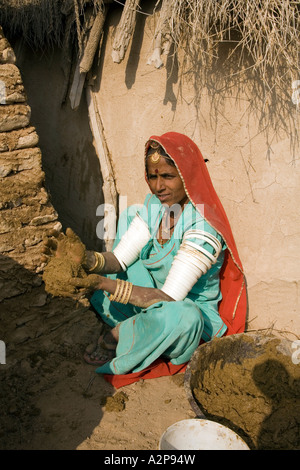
<box><xmin>168</xmin><ymin>0</ymin><xmax>300</xmax><ymax>109</ymax></box>
<box><xmin>0</xmin><ymin>0</ymin><xmax>298</xmax><ymax>82</ymax></box>
<box><xmin>171</xmin><ymin>1</ymin><xmax>300</xmax><ymax>75</ymax></box>
<box><xmin>0</xmin><ymin>0</ymin><xmax>105</xmax><ymax>49</ymax></box>
<box><xmin>0</xmin><ymin>0</ymin><xmax>298</xmax><ymax>136</ymax></box>
<box><xmin>0</xmin><ymin>1</ymin><xmax>298</xmax><ymax>65</ymax></box>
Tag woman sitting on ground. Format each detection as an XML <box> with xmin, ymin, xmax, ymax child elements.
<box><xmin>42</xmin><ymin>132</ymin><xmax>247</xmax><ymax>378</ymax></box>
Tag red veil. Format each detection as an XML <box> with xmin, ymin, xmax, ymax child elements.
<box><xmin>104</xmin><ymin>132</ymin><xmax>248</xmax><ymax>388</ymax></box>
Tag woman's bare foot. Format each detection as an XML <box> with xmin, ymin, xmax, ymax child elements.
<box><xmin>84</xmin><ymin>325</ymin><xmax>119</xmax><ymax>366</ymax></box>
<box><xmin>84</xmin><ymin>342</ymin><xmax>115</xmax><ymax>366</ymax></box>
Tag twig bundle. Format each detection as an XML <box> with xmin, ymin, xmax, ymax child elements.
<box><xmin>168</xmin><ymin>0</ymin><xmax>300</xmax><ymax>90</ymax></box>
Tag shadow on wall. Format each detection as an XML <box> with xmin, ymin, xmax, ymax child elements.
<box><xmin>189</xmin><ymin>37</ymin><xmax>298</xmax><ymax>158</ymax></box>
<box><xmin>112</xmin><ymin>2</ymin><xmax>179</xmax><ymax>110</ymax></box>
<box><xmin>125</xmin><ymin>4</ymin><xmax>147</xmax><ymax>90</ymax></box>
<box><xmin>12</xmin><ymin>41</ymin><xmax>105</xmax><ymax>252</ymax></box>
<box><xmin>0</xmin><ymin>253</ymin><xmax>114</xmax><ymax>450</ymax></box>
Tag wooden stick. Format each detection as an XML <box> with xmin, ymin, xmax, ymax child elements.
<box><xmin>79</xmin><ymin>8</ymin><xmax>107</xmax><ymax>74</ymax></box>
<box><xmin>147</xmin><ymin>0</ymin><xmax>173</xmax><ymax>69</ymax></box>
<box><xmin>86</xmin><ymin>85</ymin><xmax>118</xmax><ymax>251</ymax></box>
<box><xmin>112</xmin><ymin>0</ymin><xmax>141</xmax><ymax>63</ymax></box>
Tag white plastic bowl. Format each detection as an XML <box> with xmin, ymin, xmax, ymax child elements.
<box><xmin>159</xmin><ymin>419</ymin><xmax>250</xmax><ymax>450</ymax></box>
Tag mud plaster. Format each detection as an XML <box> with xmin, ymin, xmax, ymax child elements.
<box><xmin>189</xmin><ymin>334</ymin><xmax>300</xmax><ymax>450</ymax></box>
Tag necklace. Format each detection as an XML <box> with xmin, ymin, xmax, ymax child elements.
<box><xmin>161</xmin><ymin>223</ymin><xmax>175</xmax><ymax>234</ymax></box>
<box><xmin>158</xmin><ymin>215</ymin><xmax>176</xmax><ymax>245</ymax></box>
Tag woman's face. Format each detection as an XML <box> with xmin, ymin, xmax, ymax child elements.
<box><xmin>146</xmin><ymin>156</ymin><xmax>188</xmax><ymax>207</ymax></box>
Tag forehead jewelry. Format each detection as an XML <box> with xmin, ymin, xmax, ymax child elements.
<box><xmin>150</xmin><ymin>151</ymin><xmax>161</xmax><ymax>164</ymax></box>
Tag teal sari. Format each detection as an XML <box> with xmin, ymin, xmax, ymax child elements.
<box><xmin>90</xmin><ymin>194</ymin><xmax>227</xmax><ymax>375</ymax></box>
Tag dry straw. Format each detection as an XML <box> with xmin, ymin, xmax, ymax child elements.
<box><xmin>0</xmin><ymin>0</ymin><xmax>104</xmax><ymax>49</ymax></box>
<box><xmin>0</xmin><ymin>0</ymin><xmax>298</xmax><ymax>86</ymax></box>
<box><xmin>165</xmin><ymin>0</ymin><xmax>300</xmax><ymax>149</ymax></box>
<box><xmin>0</xmin><ymin>0</ymin><xmax>298</xmax><ymax>138</ymax></box>
<box><xmin>170</xmin><ymin>1</ymin><xmax>299</xmax><ymax>83</ymax></box>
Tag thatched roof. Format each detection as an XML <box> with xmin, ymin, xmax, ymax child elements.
<box><xmin>0</xmin><ymin>0</ymin><xmax>298</xmax><ymax>73</ymax></box>
<box><xmin>0</xmin><ymin>0</ymin><xmax>299</xmax><ymax>119</ymax></box>
<box><xmin>0</xmin><ymin>0</ymin><xmax>106</xmax><ymax>48</ymax></box>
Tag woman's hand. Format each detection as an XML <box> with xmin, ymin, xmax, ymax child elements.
<box><xmin>70</xmin><ymin>274</ymin><xmax>104</xmax><ymax>293</ymax></box>
<box><xmin>41</xmin><ymin>227</ymin><xmax>87</xmax><ymax>267</ymax></box>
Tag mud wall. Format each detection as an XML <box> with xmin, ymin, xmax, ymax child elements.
<box><xmin>11</xmin><ymin>41</ymin><xmax>105</xmax><ymax>252</ymax></box>
<box><xmin>0</xmin><ymin>30</ymin><xmax>97</xmax><ymax>365</ymax></box>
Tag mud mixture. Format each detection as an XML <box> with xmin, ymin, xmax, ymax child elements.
<box><xmin>42</xmin><ymin>257</ymin><xmax>87</xmax><ymax>298</ymax></box>
<box><xmin>190</xmin><ymin>334</ymin><xmax>300</xmax><ymax>450</ymax></box>
<box><xmin>42</xmin><ymin>230</ymin><xmax>87</xmax><ymax>298</ymax></box>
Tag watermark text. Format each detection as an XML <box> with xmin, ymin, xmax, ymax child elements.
<box><xmin>0</xmin><ymin>80</ymin><xmax>5</xmax><ymax>104</ymax></box>
<box><xmin>292</xmin><ymin>80</ymin><xmax>300</xmax><ymax>108</ymax></box>
<box><xmin>0</xmin><ymin>340</ymin><xmax>6</xmax><ymax>365</ymax></box>
<box><xmin>291</xmin><ymin>340</ymin><xmax>300</xmax><ymax>365</ymax></box>
<box><xmin>96</xmin><ymin>196</ymin><xmax>206</xmax><ymax>242</ymax></box>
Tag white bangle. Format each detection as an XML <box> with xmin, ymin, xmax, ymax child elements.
<box><xmin>113</xmin><ymin>213</ymin><xmax>151</xmax><ymax>270</ymax></box>
<box><xmin>161</xmin><ymin>230</ymin><xmax>223</xmax><ymax>301</ymax></box>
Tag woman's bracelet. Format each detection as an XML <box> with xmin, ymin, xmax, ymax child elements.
<box><xmin>89</xmin><ymin>251</ymin><xmax>106</xmax><ymax>273</ymax></box>
<box><xmin>109</xmin><ymin>279</ymin><xmax>133</xmax><ymax>304</ymax></box>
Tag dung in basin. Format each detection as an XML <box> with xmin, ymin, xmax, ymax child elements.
<box><xmin>184</xmin><ymin>332</ymin><xmax>300</xmax><ymax>450</ymax></box>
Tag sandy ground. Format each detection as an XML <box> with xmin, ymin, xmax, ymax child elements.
<box><xmin>1</xmin><ymin>359</ymin><xmax>194</xmax><ymax>451</ymax></box>
<box><xmin>0</xmin><ymin>303</ymin><xmax>195</xmax><ymax>451</ymax></box>
<box><xmin>1</xmin><ymin>290</ymin><xmax>299</xmax><ymax>451</ymax></box>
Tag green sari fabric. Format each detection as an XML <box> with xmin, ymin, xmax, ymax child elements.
<box><xmin>90</xmin><ymin>195</ymin><xmax>227</xmax><ymax>375</ymax></box>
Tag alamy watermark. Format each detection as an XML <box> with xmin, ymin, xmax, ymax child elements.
<box><xmin>95</xmin><ymin>196</ymin><xmax>207</xmax><ymax>243</ymax></box>
<box><xmin>291</xmin><ymin>340</ymin><xmax>300</xmax><ymax>365</ymax></box>
<box><xmin>0</xmin><ymin>340</ymin><xmax>6</xmax><ymax>365</ymax></box>
<box><xmin>0</xmin><ymin>80</ymin><xmax>5</xmax><ymax>104</ymax></box>
<box><xmin>292</xmin><ymin>80</ymin><xmax>300</xmax><ymax>109</ymax></box>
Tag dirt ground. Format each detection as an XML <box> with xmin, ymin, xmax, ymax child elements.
<box><xmin>0</xmin><ymin>298</ymin><xmax>195</xmax><ymax>451</ymax></box>
<box><xmin>0</xmin><ymin>362</ymin><xmax>193</xmax><ymax>451</ymax></box>
<box><xmin>1</xmin><ymin>283</ymin><xmax>299</xmax><ymax>451</ymax></box>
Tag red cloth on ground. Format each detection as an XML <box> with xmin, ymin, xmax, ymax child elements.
<box><xmin>104</xmin><ymin>132</ymin><xmax>248</xmax><ymax>389</ymax></box>
<box><xmin>104</xmin><ymin>359</ymin><xmax>187</xmax><ymax>388</ymax></box>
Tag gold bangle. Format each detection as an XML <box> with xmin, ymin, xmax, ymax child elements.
<box><xmin>109</xmin><ymin>279</ymin><xmax>133</xmax><ymax>304</ymax></box>
<box><xmin>109</xmin><ymin>279</ymin><xmax>123</xmax><ymax>302</ymax></box>
<box><xmin>114</xmin><ymin>280</ymin><xmax>124</xmax><ymax>303</ymax></box>
<box><xmin>124</xmin><ymin>282</ymin><xmax>133</xmax><ymax>304</ymax></box>
<box><xmin>119</xmin><ymin>280</ymin><xmax>133</xmax><ymax>304</ymax></box>
<box><xmin>89</xmin><ymin>252</ymin><xmax>105</xmax><ymax>273</ymax></box>
<box><xmin>117</xmin><ymin>280</ymin><xmax>129</xmax><ymax>303</ymax></box>
<box><xmin>89</xmin><ymin>254</ymin><xmax>98</xmax><ymax>272</ymax></box>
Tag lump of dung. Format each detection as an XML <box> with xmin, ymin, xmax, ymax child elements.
<box><xmin>187</xmin><ymin>332</ymin><xmax>300</xmax><ymax>450</ymax></box>
<box><xmin>42</xmin><ymin>257</ymin><xmax>87</xmax><ymax>298</ymax></box>
<box><xmin>104</xmin><ymin>391</ymin><xmax>128</xmax><ymax>412</ymax></box>
<box><xmin>42</xmin><ymin>228</ymin><xmax>88</xmax><ymax>298</ymax></box>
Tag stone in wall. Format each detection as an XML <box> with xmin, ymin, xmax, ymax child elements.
<box><xmin>0</xmin><ymin>26</ymin><xmax>16</xmax><ymax>64</ymax></box>
<box><xmin>0</xmin><ymin>32</ymin><xmax>58</xmax><ymax>275</ymax></box>
<box><xmin>0</xmin><ymin>28</ymin><xmax>96</xmax><ymax>364</ymax></box>
<box><xmin>0</xmin><ymin>62</ymin><xmax>26</xmax><ymax>104</ymax></box>
<box><xmin>0</xmin><ymin>103</ymin><xmax>31</xmax><ymax>132</ymax></box>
